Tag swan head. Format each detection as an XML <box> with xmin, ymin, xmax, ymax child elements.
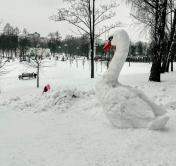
<box><xmin>111</xmin><ymin>29</ymin><xmax>130</xmax><ymax>47</ymax></box>
<box><xmin>103</xmin><ymin>29</ymin><xmax>130</xmax><ymax>52</ymax></box>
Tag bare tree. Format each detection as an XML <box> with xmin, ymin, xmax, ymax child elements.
<box><xmin>26</xmin><ymin>48</ymin><xmax>52</xmax><ymax>88</ymax></box>
<box><xmin>0</xmin><ymin>22</ymin><xmax>9</xmax><ymax>76</ymax></box>
<box><xmin>162</xmin><ymin>0</ymin><xmax>176</xmax><ymax>72</ymax></box>
<box><xmin>51</xmin><ymin>0</ymin><xmax>121</xmax><ymax>78</ymax></box>
<box><xmin>126</xmin><ymin>0</ymin><xmax>168</xmax><ymax>82</ymax></box>
<box><xmin>0</xmin><ymin>58</ymin><xmax>8</xmax><ymax>75</ymax></box>
<box><xmin>165</xmin><ymin>24</ymin><xmax>176</xmax><ymax>71</ymax></box>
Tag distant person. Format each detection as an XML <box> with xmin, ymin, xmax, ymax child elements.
<box><xmin>33</xmin><ymin>73</ymin><xmax>37</xmax><ymax>78</ymax></box>
<box><xmin>61</xmin><ymin>56</ymin><xmax>65</xmax><ymax>61</ymax></box>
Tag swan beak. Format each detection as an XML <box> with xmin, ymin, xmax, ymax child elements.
<box><xmin>103</xmin><ymin>41</ymin><xmax>112</xmax><ymax>52</ymax></box>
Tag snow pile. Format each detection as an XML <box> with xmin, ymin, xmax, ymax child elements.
<box><xmin>0</xmin><ymin>96</ymin><xmax>21</xmax><ymax>107</ymax></box>
<box><xmin>36</xmin><ymin>88</ymin><xmax>95</xmax><ymax>113</ymax></box>
<box><xmin>1</xmin><ymin>88</ymin><xmax>95</xmax><ymax>113</ymax></box>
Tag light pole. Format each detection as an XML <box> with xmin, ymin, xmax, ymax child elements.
<box><xmin>76</xmin><ymin>46</ymin><xmax>79</xmax><ymax>56</ymax></box>
<box><xmin>64</xmin><ymin>43</ymin><xmax>68</xmax><ymax>58</ymax></box>
<box><xmin>58</xmin><ymin>46</ymin><xmax>62</xmax><ymax>58</ymax></box>
<box><xmin>76</xmin><ymin>46</ymin><xmax>80</xmax><ymax>68</ymax></box>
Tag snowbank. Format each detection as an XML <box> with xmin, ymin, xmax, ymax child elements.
<box><xmin>0</xmin><ymin>88</ymin><xmax>95</xmax><ymax>113</ymax></box>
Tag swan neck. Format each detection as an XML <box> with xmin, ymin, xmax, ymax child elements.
<box><xmin>103</xmin><ymin>44</ymin><xmax>129</xmax><ymax>85</ymax></box>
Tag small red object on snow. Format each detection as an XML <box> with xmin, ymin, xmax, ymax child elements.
<box><xmin>43</xmin><ymin>84</ymin><xmax>51</xmax><ymax>93</ymax></box>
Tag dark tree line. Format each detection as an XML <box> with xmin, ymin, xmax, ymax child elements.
<box><xmin>0</xmin><ymin>23</ymin><xmax>19</xmax><ymax>58</ymax></box>
<box><xmin>0</xmin><ymin>23</ymin><xmax>91</xmax><ymax>61</ymax></box>
<box><xmin>0</xmin><ymin>22</ymin><xmax>153</xmax><ymax>67</ymax></box>
<box><xmin>129</xmin><ymin>41</ymin><xmax>148</xmax><ymax>57</ymax></box>
<box><xmin>60</xmin><ymin>35</ymin><xmax>89</xmax><ymax>58</ymax></box>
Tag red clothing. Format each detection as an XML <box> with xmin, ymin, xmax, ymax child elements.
<box><xmin>103</xmin><ymin>41</ymin><xmax>112</xmax><ymax>52</ymax></box>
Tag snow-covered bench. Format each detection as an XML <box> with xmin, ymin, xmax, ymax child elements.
<box><xmin>18</xmin><ymin>73</ymin><xmax>37</xmax><ymax>80</ymax></box>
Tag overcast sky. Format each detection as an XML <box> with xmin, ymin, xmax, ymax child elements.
<box><xmin>0</xmin><ymin>0</ymin><xmax>149</xmax><ymax>42</ymax></box>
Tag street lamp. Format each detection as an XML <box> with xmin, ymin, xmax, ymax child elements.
<box><xmin>76</xmin><ymin>46</ymin><xmax>79</xmax><ymax>56</ymax></box>
<box><xmin>58</xmin><ymin>46</ymin><xmax>62</xmax><ymax>54</ymax></box>
<box><xmin>64</xmin><ymin>44</ymin><xmax>68</xmax><ymax>58</ymax></box>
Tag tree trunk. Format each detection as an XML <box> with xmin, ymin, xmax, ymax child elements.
<box><xmin>149</xmin><ymin>0</ymin><xmax>167</xmax><ymax>82</ymax></box>
<box><xmin>162</xmin><ymin>9</ymin><xmax>176</xmax><ymax>72</ymax></box>
<box><xmin>171</xmin><ymin>58</ymin><xmax>173</xmax><ymax>71</ymax></box>
<box><xmin>91</xmin><ymin>0</ymin><xmax>95</xmax><ymax>78</ymax></box>
<box><xmin>165</xmin><ymin>29</ymin><xmax>176</xmax><ymax>73</ymax></box>
<box><xmin>2</xmin><ymin>50</ymin><xmax>4</xmax><ymax>58</ymax></box>
<box><xmin>170</xmin><ymin>1</ymin><xmax>174</xmax><ymax>72</ymax></box>
<box><xmin>149</xmin><ymin>57</ymin><xmax>161</xmax><ymax>82</ymax></box>
<box><xmin>88</xmin><ymin>0</ymin><xmax>94</xmax><ymax>78</ymax></box>
<box><xmin>37</xmin><ymin>64</ymin><xmax>39</xmax><ymax>88</ymax></box>
<box><xmin>14</xmin><ymin>49</ymin><xmax>17</xmax><ymax>57</ymax></box>
<box><xmin>149</xmin><ymin>0</ymin><xmax>160</xmax><ymax>81</ymax></box>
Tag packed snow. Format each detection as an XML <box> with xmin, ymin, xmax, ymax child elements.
<box><xmin>1</xmin><ymin>58</ymin><xmax>176</xmax><ymax>166</ymax></box>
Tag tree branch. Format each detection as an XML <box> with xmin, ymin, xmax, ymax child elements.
<box><xmin>95</xmin><ymin>23</ymin><xmax>121</xmax><ymax>39</ymax></box>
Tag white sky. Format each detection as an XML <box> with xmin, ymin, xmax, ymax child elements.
<box><xmin>0</xmin><ymin>0</ymin><xmax>149</xmax><ymax>42</ymax></box>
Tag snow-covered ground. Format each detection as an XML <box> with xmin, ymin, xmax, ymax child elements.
<box><xmin>1</xmin><ymin>59</ymin><xmax>176</xmax><ymax>166</ymax></box>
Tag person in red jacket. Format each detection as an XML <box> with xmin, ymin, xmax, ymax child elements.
<box><xmin>103</xmin><ymin>36</ymin><xmax>113</xmax><ymax>52</ymax></box>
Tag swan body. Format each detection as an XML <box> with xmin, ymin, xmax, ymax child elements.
<box><xmin>96</xmin><ymin>29</ymin><xmax>169</xmax><ymax>130</ymax></box>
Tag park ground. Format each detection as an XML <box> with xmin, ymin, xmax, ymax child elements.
<box><xmin>1</xmin><ymin>58</ymin><xmax>176</xmax><ymax>166</ymax></box>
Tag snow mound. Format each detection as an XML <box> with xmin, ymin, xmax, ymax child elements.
<box><xmin>36</xmin><ymin>88</ymin><xmax>95</xmax><ymax>113</ymax></box>
<box><xmin>1</xmin><ymin>96</ymin><xmax>21</xmax><ymax>106</ymax></box>
<box><xmin>3</xmin><ymin>88</ymin><xmax>95</xmax><ymax>113</ymax></box>
<box><xmin>166</xmin><ymin>101</ymin><xmax>176</xmax><ymax>111</ymax></box>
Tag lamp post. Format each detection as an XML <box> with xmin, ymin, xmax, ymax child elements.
<box><xmin>64</xmin><ymin>43</ymin><xmax>68</xmax><ymax>58</ymax></box>
<box><xmin>76</xmin><ymin>46</ymin><xmax>79</xmax><ymax>56</ymax></box>
<box><xmin>76</xmin><ymin>46</ymin><xmax>80</xmax><ymax>68</ymax></box>
<box><xmin>58</xmin><ymin>46</ymin><xmax>61</xmax><ymax>53</ymax></box>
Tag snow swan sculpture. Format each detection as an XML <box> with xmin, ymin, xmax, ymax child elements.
<box><xmin>96</xmin><ymin>29</ymin><xmax>169</xmax><ymax>130</ymax></box>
